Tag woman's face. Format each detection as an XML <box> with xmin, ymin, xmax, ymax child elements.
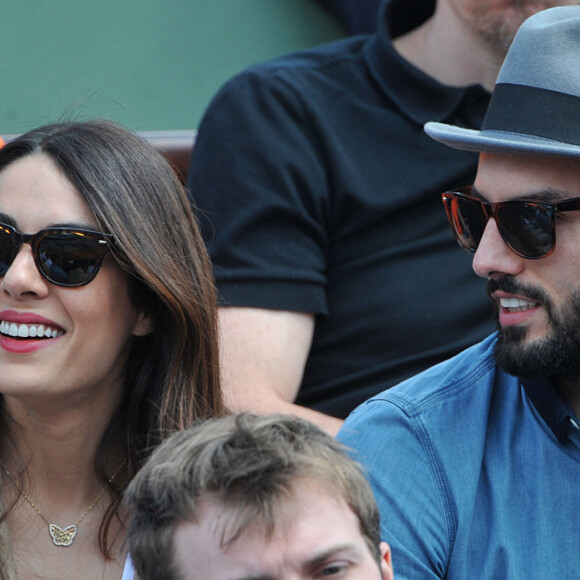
<box><xmin>0</xmin><ymin>153</ymin><xmax>152</xmax><ymax>410</ymax></box>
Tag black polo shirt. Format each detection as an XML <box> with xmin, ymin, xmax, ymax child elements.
<box><xmin>189</xmin><ymin>0</ymin><xmax>496</xmax><ymax>417</ymax></box>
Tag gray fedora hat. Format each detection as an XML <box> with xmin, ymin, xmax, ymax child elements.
<box><xmin>425</xmin><ymin>6</ymin><xmax>580</xmax><ymax>158</ymax></box>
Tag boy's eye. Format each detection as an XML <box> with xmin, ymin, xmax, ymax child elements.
<box><xmin>313</xmin><ymin>562</ymin><xmax>349</xmax><ymax>578</ymax></box>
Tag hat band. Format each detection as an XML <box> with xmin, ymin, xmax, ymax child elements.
<box><xmin>483</xmin><ymin>83</ymin><xmax>580</xmax><ymax>147</ymax></box>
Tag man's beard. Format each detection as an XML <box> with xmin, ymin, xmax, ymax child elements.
<box><xmin>490</xmin><ymin>277</ymin><xmax>580</xmax><ymax>379</ymax></box>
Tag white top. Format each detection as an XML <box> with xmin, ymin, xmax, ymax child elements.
<box><xmin>122</xmin><ymin>553</ymin><xmax>136</xmax><ymax>580</ymax></box>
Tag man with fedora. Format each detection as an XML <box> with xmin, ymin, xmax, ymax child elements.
<box><xmin>339</xmin><ymin>6</ymin><xmax>580</xmax><ymax>578</ymax></box>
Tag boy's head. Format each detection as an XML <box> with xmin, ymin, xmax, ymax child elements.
<box><xmin>124</xmin><ymin>413</ymin><xmax>393</xmax><ymax>580</ymax></box>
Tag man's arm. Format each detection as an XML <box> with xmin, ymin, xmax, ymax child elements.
<box><xmin>219</xmin><ymin>307</ymin><xmax>344</xmax><ymax>436</ymax></box>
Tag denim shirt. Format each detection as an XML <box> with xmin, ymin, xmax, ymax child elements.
<box><xmin>339</xmin><ymin>334</ymin><xmax>580</xmax><ymax>579</ymax></box>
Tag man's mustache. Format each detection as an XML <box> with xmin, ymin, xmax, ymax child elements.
<box><xmin>487</xmin><ymin>277</ymin><xmax>549</xmax><ymax>306</ymax></box>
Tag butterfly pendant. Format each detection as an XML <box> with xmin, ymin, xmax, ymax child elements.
<box><xmin>49</xmin><ymin>523</ymin><xmax>78</xmax><ymax>546</ymax></box>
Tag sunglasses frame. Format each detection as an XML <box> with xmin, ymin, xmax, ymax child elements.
<box><xmin>442</xmin><ymin>186</ymin><xmax>580</xmax><ymax>259</ymax></box>
<box><xmin>0</xmin><ymin>221</ymin><xmax>114</xmax><ymax>287</ymax></box>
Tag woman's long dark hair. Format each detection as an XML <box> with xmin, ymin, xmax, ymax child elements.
<box><xmin>0</xmin><ymin>120</ymin><xmax>223</xmax><ymax>565</ymax></box>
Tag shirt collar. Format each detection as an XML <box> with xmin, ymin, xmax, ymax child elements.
<box><xmin>521</xmin><ymin>376</ymin><xmax>580</xmax><ymax>445</ymax></box>
<box><xmin>362</xmin><ymin>0</ymin><xmax>490</xmax><ymax>125</ymax></box>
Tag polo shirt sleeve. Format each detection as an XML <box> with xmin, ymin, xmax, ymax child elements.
<box><xmin>338</xmin><ymin>398</ymin><xmax>453</xmax><ymax>579</ymax></box>
<box><xmin>188</xmin><ymin>68</ymin><xmax>330</xmax><ymax>314</ymax></box>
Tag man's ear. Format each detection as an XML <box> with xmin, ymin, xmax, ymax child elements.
<box><xmin>379</xmin><ymin>542</ymin><xmax>394</xmax><ymax>580</ymax></box>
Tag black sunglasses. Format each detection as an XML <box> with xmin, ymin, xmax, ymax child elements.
<box><xmin>0</xmin><ymin>222</ymin><xmax>114</xmax><ymax>287</ymax></box>
<box><xmin>442</xmin><ymin>187</ymin><xmax>580</xmax><ymax>259</ymax></box>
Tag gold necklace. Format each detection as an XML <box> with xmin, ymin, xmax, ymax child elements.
<box><xmin>2</xmin><ymin>461</ymin><xmax>125</xmax><ymax>547</ymax></box>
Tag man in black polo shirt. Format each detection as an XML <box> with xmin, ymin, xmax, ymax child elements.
<box><xmin>188</xmin><ymin>0</ymin><xmax>573</xmax><ymax>434</ymax></box>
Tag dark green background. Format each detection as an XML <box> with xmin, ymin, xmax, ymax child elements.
<box><xmin>1</xmin><ymin>1</ymin><xmax>344</xmax><ymax>135</ymax></box>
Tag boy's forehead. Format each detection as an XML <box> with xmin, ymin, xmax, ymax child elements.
<box><xmin>184</xmin><ymin>479</ymin><xmax>357</xmax><ymax>550</ymax></box>
<box><xmin>205</xmin><ymin>478</ymin><xmax>346</xmax><ymax>543</ymax></box>
<box><xmin>173</xmin><ymin>481</ymin><xmax>376</xmax><ymax>580</ymax></box>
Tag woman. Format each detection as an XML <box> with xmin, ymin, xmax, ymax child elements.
<box><xmin>0</xmin><ymin>120</ymin><xmax>223</xmax><ymax>579</ymax></box>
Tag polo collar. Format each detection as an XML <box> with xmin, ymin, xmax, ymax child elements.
<box><xmin>521</xmin><ymin>376</ymin><xmax>580</xmax><ymax>445</ymax></box>
<box><xmin>363</xmin><ymin>0</ymin><xmax>490</xmax><ymax>125</ymax></box>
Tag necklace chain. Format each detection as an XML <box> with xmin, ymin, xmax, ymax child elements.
<box><xmin>2</xmin><ymin>461</ymin><xmax>125</xmax><ymax>547</ymax></box>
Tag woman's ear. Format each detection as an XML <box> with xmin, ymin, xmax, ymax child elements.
<box><xmin>132</xmin><ymin>309</ymin><xmax>154</xmax><ymax>337</ymax></box>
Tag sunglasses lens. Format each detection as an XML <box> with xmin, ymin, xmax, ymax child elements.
<box><xmin>448</xmin><ymin>195</ymin><xmax>486</xmax><ymax>253</ymax></box>
<box><xmin>38</xmin><ymin>232</ymin><xmax>106</xmax><ymax>286</ymax></box>
<box><xmin>0</xmin><ymin>225</ymin><xmax>16</xmax><ymax>276</ymax></box>
<box><xmin>497</xmin><ymin>204</ymin><xmax>553</xmax><ymax>259</ymax></box>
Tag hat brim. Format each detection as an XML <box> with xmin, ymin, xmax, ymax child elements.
<box><xmin>425</xmin><ymin>122</ymin><xmax>580</xmax><ymax>158</ymax></box>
